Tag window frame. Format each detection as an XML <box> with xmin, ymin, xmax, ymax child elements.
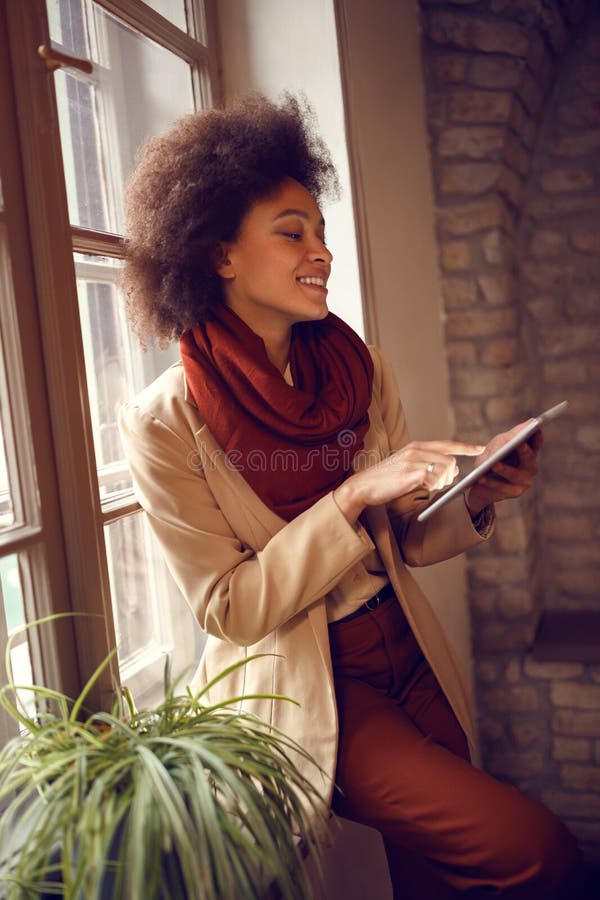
<box><xmin>1</xmin><ymin>0</ymin><xmax>219</xmax><ymax>713</ymax></box>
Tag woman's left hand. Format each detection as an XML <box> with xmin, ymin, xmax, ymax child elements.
<box><xmin>465</xmin><ymin>422</ymin><xmax>543</xmax><ymax>517</ymax></box>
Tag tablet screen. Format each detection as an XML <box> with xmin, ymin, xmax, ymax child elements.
<box><xmin>416</xmin><ymin>401</ymin><xmax>568</xmax><ymax>523</ymax></box>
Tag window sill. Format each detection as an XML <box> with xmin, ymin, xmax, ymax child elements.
<box><xmin>532</xmin><ymin>610</ymin><xmax>600</xmax><ymax>664</ymax></box>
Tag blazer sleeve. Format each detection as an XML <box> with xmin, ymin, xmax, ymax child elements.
<box><xmin>119</xmin><ymin>402</ymin><xmax>375</xmax><ymax>647</ymax></box>
<box><xmin>373</xmin><ymin>347</ymin><xmax>494</xmax><ymax>567</ymax></box>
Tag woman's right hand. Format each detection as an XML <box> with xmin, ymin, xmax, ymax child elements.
<box><xmin>333</xmin><ymin>440</ymin><xmax>485</xmax><ymax>525</ymax></box>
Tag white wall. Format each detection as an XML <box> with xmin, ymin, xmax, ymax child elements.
<box><xmin>335</xmin><ymin>0</ymin><xmax>473</xmax><ymax>687</ymax></box>
<box><xmin>214</xmin><ymin>0</ymin><xmax>364</xmax><ymax>338</ymax></box>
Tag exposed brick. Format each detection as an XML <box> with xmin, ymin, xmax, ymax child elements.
<box><xmin>526</xmin><ymin>31</ymin><xmax>553</xmax><ymax>85</ymax></box>
<box><xmin>552</xmin><ymin>737</ymin><xmax>591</xmax><ymax>762</ymax></box>
<box><xmin>495</xmin><ymin>517</ymin><xmax>531</xmax><ymax>555</ymax></box>
<box><xmin>497</xmin><ymin>167</ymin><xmax>524</xmax><ymax>207</ymax></box>
<box><xmin>541</xmin><ymin>167</ymin><xmax>595</xmax><ymax>192</ymax></box>
<box><xmin>450</xmin><ymin>91</ymin><xmax>512</xmax><ymax>124</ymax></box>
<box><xmin>544</xmin><ymin>8</ymin><xmax>568</xmax><ymax>55</ymax></box>
<box><xmin>485</xmin><ymin>393</ymin><xmax>529</xmax><ymax>424</ymax></box>
<box><xmin>518</xmin><ymin>71</ymin><xmax>544</xmax><ymax>117</ymax></box>
<box><xmin>524</xmin><ymin>659</ymin><xmax>584</xmax><ymax>680</ymax></box>
<box><xmin>551</xmin><ymin>681</ymin><xmax>600</xmax><ymax>709</ymax></box>
<box><xmin>509</xmin><ymin>102</ymin><xmax>536</xmax><ymax>149</ymax></box>
<box><xmin>529</xmin><ymin>230</ymin><xmax>567</xmax><ymax>258</ymax></box>
<box><xmin>573</xmin><ymin>64</ymin><xmax>600</xmax><ymax>95</ymax></box>
<box><xmin>542</xmin><ymin>789</ymin><xmax>600</xmax><ymax>819</ymax></box>
<box><xmin>546</xmin><ymin>541</ymin><xmax>599</xmax><ymax>569</ymax></box>
<box><xmin>481</xmin><ymin>685</ymin><xmax>539</xmax><ymax>714</ymax></box>
<box><xmin>445</xmin><ymin>306</ymin><xmax>518</xmax><ymax>339</ymax></box>
<box><xmin>478</xmin><ymin>272</ymin><xmax>515</xmax><ymax>305</ymax></box>
<box><xmin>438</xmin><ymin>126</ymin><xmax>505</xmax><ymax>159</ymax></box>
<box><xmin>539</xmin><ymin>324</ymin><xmax>600</xmax><ymax>357</ymax></box>
<box><xmin>560</xmin><ymin>763</ymin><xmax>600</xmax><ymax>792</ymax></box>
<box><xmin>544</xmin><ymin>483</ymin><xmax>600</xmax><ymax>510</ymax></box>
<box><xmin>446</xmin><ymin>341</ymin><xmax>478</xmax><ymax>367</ymax></box>
<box><xmin>543</xmin><ymin>514</ymin><xmax>592</xmax><ymax>542</ymax></box>
<box><xmin>509</xmin><ymin>721</ymin><xmax>540</xmax><ymax>748</ymax></box>
<box><xmin>497</xmin><ymin>586</ymin><xmax>536</xmax><ymax>618</ymax></box>
<box><xmin>542</xmin><ymin>360</ymin><xmax>587</xmax><ymax>386</ymax></box>
<box><xmin>433</xmin><ymin>53</ymin><xmax>468</xmax><ymax>85</ymax></box>
<box><xmin>558</xmin><ymin>98</ymin><xmax>600</xmax><ymax>128</ymax></box>
<box><xmin>521</xmin><ymin>260</ymin><xmax>566</xmax><ymax>291</ymax></box>
<box><xmin>503</xmin><ymin>134</ymin><xmax>530</xmax><ymax>177</ymax></box>
<box><xmin>478</xmin><ymin>720</ymin><xmax>505</xmax><ymax>744</ymax></box>
<box><xmin>437</xmin><ymin>198</ymin><xmax>513</xmax><ymax>235</ymax></box>
<box><xmin>551</xmin><ymin>130</ymin><xmax>600</xmax><ymax>157</ymax></box>
<box><xmin>488</xmin><ymin>750</ymin><xmax>546</xmax><ymax>779</ymax></box>
<box><xmin>526</xmin><ymin>193</ymin><xmax>600</xmax><ymax>218</ymax></box>
<box><xmin>469</xmin><ymin>55</ymin><xmax>525</xmax><ymax>89</ymax></box>
<box><xmin>452</xmin><ymin>364</ymin><xmax>526</xmax><ymax>398</ymax></box>
<box><xmin>553</xmin><ymin>709</ymin><xmax>600</xmax><ymax>737</ymax></box>
<box><xmin>453</xmin><ymin>398</ymin><xmax>485</xmax><ymax>430</ymax></box>
<box><xmin>577</xmin><ymin>426</ymin><xmax>600</xmax><ymax>451</ymax></box>
<box><xmin>441</xmin><ymin>240</ymin><xmax>471</xmax><ymax>272</ymax></box>
<box><xmin>570</xmin><ymin>229</ymin><xmax>600</xmax><ymax>254</ymax></box>
<box><xmin>567</xmin><ymin>287</ymin><xmax>599</xmax><ymax>320</ymax></box>
<box><xmin>476</xmin><ymin>659</ymin><xmax>501</xmax><ymax>683</ymax></box>
<box><xmin>441</xmin><ymin>276</ymin><xmax>477</xmax><ymax>307</ymax></box>
<box><xmin>505</xmin><ymin>659</ymin><xmax>521</xmax><ymax>683</ymax></box>
<box><xmin>563</xmin><ymin>0</ymin><xmax>587</xmax><ymax>26</ymax></box>
<box><xmin>475</xmin><ymin>620</ymin><xmax>535</xmax><ymax>652</ymax></box>
<box><xmin>481</xmin><ymin>229</ymin><xmax>514</xmax><ymax>265</ymax></box>
<box><xmin>427</xmin><ymin>12</ymin><xmax>529</xmax><ymax>56</ymax></box>
<box><xmin>480</xmin><ymin>336</ymin><xmax>519</xmax><ymax>367</ymax></box>
<box><xmin>441</xmin><ymin>162</ymin><xmax>502</xmax><ymax>194</ymax></box>
<box><xmin>554</xmin><ymin>568</ymin><xmax>600</xmax><ymax>595</ymax></box>
<box><xmin>564</xmin><ymin>819</ymin><xmax>600</xmax><ymax>855</ymax></box>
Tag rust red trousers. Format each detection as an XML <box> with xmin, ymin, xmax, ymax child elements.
<box><xmin>328</xmin><ymin>597</ymin><xmax>581</xmax><ymax>899</ymax></box>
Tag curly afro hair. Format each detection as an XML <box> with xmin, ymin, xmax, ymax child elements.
<box><xmin>121</xmin><ymin>92</ymin><xmax>340</xmax><ymax>346</ymax></box>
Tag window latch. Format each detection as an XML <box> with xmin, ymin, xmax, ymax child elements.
<box><xmin>38</xmin><ymin>44</ymin><xmax>93</xmax><ymax>75</ymax></box>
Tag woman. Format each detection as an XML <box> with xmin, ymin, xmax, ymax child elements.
<box><xmin>119</xmin><ymin>94</ymin><xmax>580</xmax><ymax>898</ymax></box>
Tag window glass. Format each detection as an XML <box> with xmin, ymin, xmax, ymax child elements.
<box><xmin>0</xmin><ymin>421</ymin><xmax>13</xmax><ymax>530</ymax></box>
<box><xmin>53</xmin><ymin>2</ymin><xmax>195</xmax><ymax>233</ymax></box>
<box><xmin>105</xmin><ymin>513</ymin><xmax>205</xmax><ymax>706</ymax></box>
<box><xmin>47</xmin><ymin>0</ymin><xmax>89</xmax><ymax>58</ymax></box>
<box><xmin>74</xmin><ymin>253</ymin><xmax>179</xmax><ymax>502</ymax></box>
<box><xmin>0</xmin><ymin>555</ymin><xmax>34</xmax><ymax>718</ymax></box>
<box><xmin>143</xmin><ymin>0</ymin><xmax>188</xmax><ymax>31</ymax></box>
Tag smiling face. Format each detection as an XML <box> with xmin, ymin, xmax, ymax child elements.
<box><xmin>216</xmin><ymin>178</ymin><xmax>333</xmax><ymax>339</ymax></box>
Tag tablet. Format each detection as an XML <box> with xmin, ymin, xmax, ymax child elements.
<box><xmin>416</xmin><ymin>400</ymin><xmax>568</xmax><ymax>523</ymax></box>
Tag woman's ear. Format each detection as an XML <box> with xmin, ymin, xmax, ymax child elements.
<box><xmin>214</xmin><ymin>243</ymin><xmax>235</xmax><ymax>280</ymax></box>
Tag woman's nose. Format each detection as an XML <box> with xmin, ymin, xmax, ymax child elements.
<box><xmin>308</xmin><ymin>236</ymin><xmax>333</xmax><ymax>264</ymax></box>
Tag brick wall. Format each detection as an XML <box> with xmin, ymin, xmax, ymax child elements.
<box><xmin>418</xmin><ymin>0</ymin><xmax>600</xmax><ymax>861</ymax></box>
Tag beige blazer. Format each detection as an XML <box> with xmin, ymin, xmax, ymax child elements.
<box><xmin>119</xmin><ymin>347</ymin><xmax>492</xmax><ymax>807</ymax></box>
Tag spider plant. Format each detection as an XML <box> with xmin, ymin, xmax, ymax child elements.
<box><xmin>0</xmin><ymin>618</ymin><xmax>328</xmax><ymax>899</ymax></box>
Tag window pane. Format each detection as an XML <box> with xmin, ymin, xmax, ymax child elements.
<box><xmin>144</xmin><ymin>0</ymin><xmax>188</xmax><ymax>31</ymax></box>
<box><xmin>0</xmin><ymin>420</ymin><xmax>13</xmax><ymax>529</ymax></box>
<box><xmin>105</xmin><ymin>514</ymin><xmax>205</xmax><ymax>707</ymax></box>
<box><xmin>74</xmin><ymin>253</ymin><xmax>179</xmax><ymax>502</ymax></box>
<box><xmin>47</xmin><ymin>0</ymin><xmax>89</xmax><ymax>58</ymax></box>
<box><xmin>0</xmin><ymin>555</ymin><xmax>34</xmax><ymax>720</ymax></box>
<box><xmin>53</xmin><ymin>2</ymin><xmax>195</xmax><ymax>233</ymax></box>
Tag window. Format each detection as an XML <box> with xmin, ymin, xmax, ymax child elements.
<box><xmin>0</xmin><ymin>0</ymin><xmax>217</xmax><ymax>724</ymax></box>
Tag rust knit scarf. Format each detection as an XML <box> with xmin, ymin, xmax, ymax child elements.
<box><xmin>180</xmin><ymin>306</ymin><xmax>374</xmax><ymax>521</ymax></box>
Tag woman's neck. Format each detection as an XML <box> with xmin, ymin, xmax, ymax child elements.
<box><xmin>225</xmin><ymin>302</ymin><xmax>291</xmax><ymax>373</ymax></box>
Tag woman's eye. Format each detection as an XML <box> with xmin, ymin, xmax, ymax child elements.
<box><xmin>282</xmin><ymin>232</ymin><xmax>301</xmax><ymax>240</ymax></box>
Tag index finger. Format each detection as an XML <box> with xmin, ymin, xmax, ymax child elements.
<box><xmin>411</xmin><ymin>440</ymin><xmax>485</xmax><ymax>456</ymax></box>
